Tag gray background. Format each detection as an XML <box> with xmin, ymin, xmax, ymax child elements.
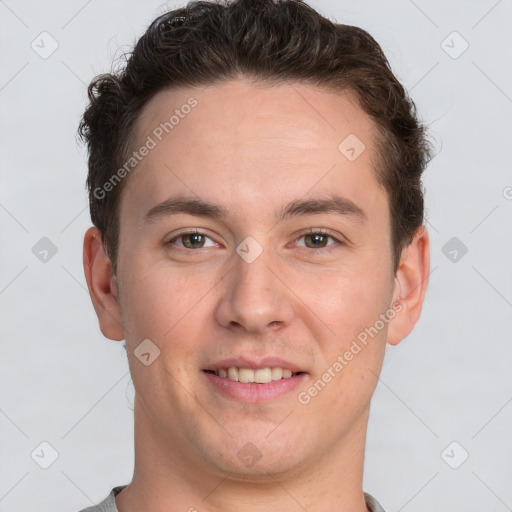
<box><xmin>1</xmin><ymin>0</ymin><xmax>511</xmax><ymax>511</ymax></box>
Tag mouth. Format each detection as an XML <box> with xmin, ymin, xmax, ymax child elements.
<box><xmin>203</xmin><ymin>367</ymin><xmax>306</xmax><ymax>383</ymax></box>
<box><xmin>202</xmin><ymin>359</ymin><xmax>308</xmax><ymax>402</ymax></box>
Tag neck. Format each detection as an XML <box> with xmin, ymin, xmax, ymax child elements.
<box><xmin>116</xmin><ymin>402</ymin><xmax>370</xmax><ymax>512</ymax></box>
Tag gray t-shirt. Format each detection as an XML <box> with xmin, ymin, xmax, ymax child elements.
<box><xmin>78</xmin><ymin>485</ymin><xmax>386</xmax><ymax>511</ymax></box>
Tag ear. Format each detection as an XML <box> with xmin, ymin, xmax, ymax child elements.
<box><xmin>387</xmin><ymin>225</ymin><xmax>430</xmax><ymax>346</ymax></box>
<box><xmin>83</xmin><ymin>226</ymin><xmax>124</xmax><ymax>341</ymax></box>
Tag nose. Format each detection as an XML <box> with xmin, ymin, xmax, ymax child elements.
<box><xmin>214</xmin><ymin>245</ymin><xmax>294</xmax><ymax>334</ymax></box>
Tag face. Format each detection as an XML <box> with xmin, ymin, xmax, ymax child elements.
<box><xmin>106</xmin><ymin>79</ymin><xmax>406</xmax><ymax>478</ymax></box>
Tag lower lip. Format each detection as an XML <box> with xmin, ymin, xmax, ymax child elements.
<box><xmin>203</xmin><ymin>371</ymin><xmax>308</xmax><ymax>403</ymax></box>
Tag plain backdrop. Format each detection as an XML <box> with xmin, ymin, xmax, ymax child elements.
<box><xmin>1</xmin><ymin>1</ymin><xmax>511</xmax><ymax>511</ymax></box>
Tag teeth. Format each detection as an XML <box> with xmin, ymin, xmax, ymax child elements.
<box><xmin>271</xmin><ymin>367</ymin><xmax>282</xmax><ymax>380</ymax></box>
<box><xmin>255</xmin><ymin>368</ymin><xmax>272</xmax><ymax>383</ymax></box>
<box><xmin>239</xmin><ymin>368</ymin><xmax>254</xmax><ymax>383</ymax></box>
<box><xmin>214</xmin><ymin>366</ymin><xmax>299</xmax><ymax>383</ymax></box>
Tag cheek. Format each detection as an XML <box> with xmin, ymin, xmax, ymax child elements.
<box><xmin>299</xmin><ymin>263</ymin><xmax>392</xmax><ymax>343</ymax></box>
<box><xmin>119</xmin><ymin>257</ymin><xmax>206</xmax><ymax>337</ymax></box>
<box><xmin>298</xmin><ymin>271</ymin><xmax>390</xmax><ymax>420</ymax></box>
<box><xmin>121</xmin><ymin>267</ymin><xmax>208</xmax><ymax>406</ymax></box>
<box><xmin>119</xmin><ymin>262</ymin><xmax>219</xmax><ymax>387</ymax></box>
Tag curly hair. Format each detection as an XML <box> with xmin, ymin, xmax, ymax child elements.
<box><xmin>78</xmin><ymin>0</ymin><xmax>433</xmax><ymax>275</ymax></box>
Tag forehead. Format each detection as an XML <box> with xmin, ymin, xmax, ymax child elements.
<box><xmin>134</xmin><ymin>79</ymin><xmax>375</xmax><ymax>154</ymax></box>
<box><xmin>121</xmin><ymin>79</ymin><xmax>386</xmax><ymax>227</ymax></box>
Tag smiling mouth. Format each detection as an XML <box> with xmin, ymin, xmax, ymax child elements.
<box><xmin>203</xmin><ymin>367</ymin><xmax>305</xmax><ymax>383</ymax></box>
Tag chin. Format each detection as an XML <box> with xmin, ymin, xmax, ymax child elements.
<box><xmin>197</xmin><ymin>434</ymin><xmax>310</xmax><ymax>482</ymax></box>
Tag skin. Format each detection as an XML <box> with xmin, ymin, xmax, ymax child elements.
<box><xmin>83</xmin><ymin>79</ymin><xmax>429</xmax><ymax>512</ymax></box>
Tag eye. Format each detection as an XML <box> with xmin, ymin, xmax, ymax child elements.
<box><xmin>294</xmin><ymin>229</ymin><xmax>344</xmax><ymax>250</ymax></box>
<box><xmin>166</xmin><ymin>228</ymin><xmax>344</xmax><ymax>252</ymax></box>
<box><xmin>167</xmin><ymin>230</ymin><xmax>217</xmax><ymax>249</ymax></box>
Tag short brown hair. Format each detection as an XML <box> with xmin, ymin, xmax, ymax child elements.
<box><xmin>78</xmin><ymin>0</ymin><xmax>432</xmax><ymax>275</ymax></box>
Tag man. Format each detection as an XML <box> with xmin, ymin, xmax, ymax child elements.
<box><xmin>79</xmin><ymin>0</ymin><xmax>431</xmax><ymax>510</ymax></box>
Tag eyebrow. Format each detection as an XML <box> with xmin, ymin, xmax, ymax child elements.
<box><xmin>143</xmin><ymin>194</ymin><xmax>367</xmax><ymax>224</ymax></box>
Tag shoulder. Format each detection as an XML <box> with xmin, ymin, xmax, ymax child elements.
<box><xmin>76</xmin><ymin>485</ymin><xmax>127</xmax><ymax>512</ymax></box>
<box><xmin>364</xmin><ymin>491</ymin><xmax>386</xmax><ymax>512</ymax></box>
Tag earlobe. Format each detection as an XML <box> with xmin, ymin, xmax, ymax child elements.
<box><xmin>387</xmin><ymin>226</ymin><xmax>430</xmax><ymax>346</ymax></box>
<box><xmin>83</xmin><ymin>226</ymin><xmax>125</xmax><ymax>341</ymax></box>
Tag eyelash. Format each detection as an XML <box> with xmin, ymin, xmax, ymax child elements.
<box><xmin>166</xmin><ymin>228</ymin><xmax>345</xmax><ymax>252</ymax></box>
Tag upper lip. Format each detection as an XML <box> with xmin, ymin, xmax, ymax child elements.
<box><xmin>203</xmin><ymin>356</ymin><xmax>308</xmax><ymax>373</ymax></box>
